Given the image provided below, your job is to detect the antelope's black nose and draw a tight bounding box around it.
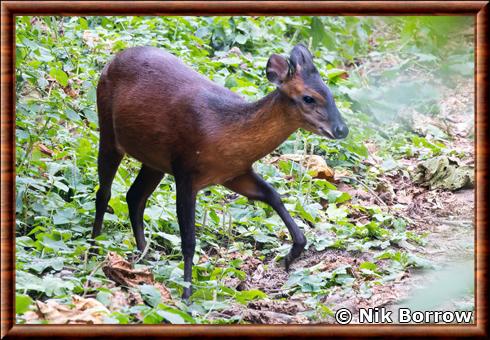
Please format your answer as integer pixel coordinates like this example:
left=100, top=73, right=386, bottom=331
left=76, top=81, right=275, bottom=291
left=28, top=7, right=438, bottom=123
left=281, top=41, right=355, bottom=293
left=334, top=124, right=349, bottom=139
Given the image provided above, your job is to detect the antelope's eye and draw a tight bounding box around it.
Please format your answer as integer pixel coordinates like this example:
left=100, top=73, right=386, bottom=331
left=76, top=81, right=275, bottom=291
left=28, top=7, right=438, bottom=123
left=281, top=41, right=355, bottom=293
left=303, top=96, right=315, bottom=104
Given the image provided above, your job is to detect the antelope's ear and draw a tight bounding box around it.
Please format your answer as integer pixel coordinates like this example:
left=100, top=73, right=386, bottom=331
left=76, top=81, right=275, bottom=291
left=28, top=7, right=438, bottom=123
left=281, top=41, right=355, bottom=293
left=290, top=44, right=315, bottom=71
left=266, top=54, right=291, bottom=86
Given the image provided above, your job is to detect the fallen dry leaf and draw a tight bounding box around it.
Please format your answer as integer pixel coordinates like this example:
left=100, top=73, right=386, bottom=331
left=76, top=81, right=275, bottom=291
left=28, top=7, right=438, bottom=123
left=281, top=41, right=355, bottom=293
left=251, top=264, right=265, bottom=281
left=358, top=284, right=401, bottom=310
left=395, top=189, right=413, bottom=205
left=410, top=112, right=450, bottom=137
left=24, top=296, right=110, bottom=324
left=102, top=252, right=171, bottom=301
left=63, top=85, right=78, bottom=98
left=35, top=142, right=54, bottom=157
left=102, top=252, right=152, bottom=287
left=270, top=154, right=335, bottom=181
left=333, top=169, right=354, bottom=183
left=127, top=289, right=146, bottom=306
left=109, top=289, right=132, bottom=310
left=335, top=182, right=371, bottom=204
left=412, top=156, right=474, bottom=191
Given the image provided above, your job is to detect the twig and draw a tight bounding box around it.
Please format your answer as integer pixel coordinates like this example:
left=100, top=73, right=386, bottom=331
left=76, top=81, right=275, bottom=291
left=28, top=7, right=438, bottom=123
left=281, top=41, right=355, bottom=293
left=82, top=258, right=108, bottom=297
left=339, top=175, right=388, bottom=208
left=83, top=248, right=89, bottom=272
left=302, top=142, right=316, bottom=206
left=290, top=28, right=300, bottom=45
left=267, top=287, right=295, bottom=298
left=201, top=207, right=208, bottom=229
left=228, top=211, right=234, bottom=245
left=296, top=134, right=312, bottom=206
left=133, top=241, right=152, bottom=265
left=133, top=225, right=154, bottom=264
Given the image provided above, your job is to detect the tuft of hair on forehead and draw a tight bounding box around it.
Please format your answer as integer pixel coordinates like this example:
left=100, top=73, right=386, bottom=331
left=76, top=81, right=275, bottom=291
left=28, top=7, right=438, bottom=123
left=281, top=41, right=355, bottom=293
left=289, top=44, right=316, bottom=74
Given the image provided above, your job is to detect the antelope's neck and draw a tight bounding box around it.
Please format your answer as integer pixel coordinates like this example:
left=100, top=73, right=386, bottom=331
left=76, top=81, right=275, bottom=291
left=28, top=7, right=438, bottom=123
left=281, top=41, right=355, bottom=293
left=193, top=90, right=300, bottom=189
left=221, top=90, right=300, bottom=162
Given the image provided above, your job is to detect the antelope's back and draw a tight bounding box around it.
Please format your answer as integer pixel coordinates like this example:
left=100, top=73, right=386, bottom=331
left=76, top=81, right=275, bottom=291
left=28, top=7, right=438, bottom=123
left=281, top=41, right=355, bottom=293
left=97, top=46, right=213, bottom=172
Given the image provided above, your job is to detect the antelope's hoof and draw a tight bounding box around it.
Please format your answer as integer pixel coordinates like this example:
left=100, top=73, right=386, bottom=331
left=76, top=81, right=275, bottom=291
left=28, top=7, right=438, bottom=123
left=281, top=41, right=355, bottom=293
left=281, top=255, right=292, bottom=272
left=182, top=287, right=192, bottom=303
left=87, top=241, right=101, bottom=258
left=281, top=241, right=306, bottom=272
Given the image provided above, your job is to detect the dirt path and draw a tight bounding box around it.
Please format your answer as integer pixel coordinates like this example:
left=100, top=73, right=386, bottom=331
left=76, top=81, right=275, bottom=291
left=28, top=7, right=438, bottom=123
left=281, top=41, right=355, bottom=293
left=354, top=78, right=475, bottom=322
left=386, top=188, right=474, bottom=318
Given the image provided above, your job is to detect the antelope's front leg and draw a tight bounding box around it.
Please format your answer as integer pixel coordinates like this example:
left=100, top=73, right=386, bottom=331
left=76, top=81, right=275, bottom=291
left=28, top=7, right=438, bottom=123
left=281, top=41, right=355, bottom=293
left=224, top=170, right=306, bottom=271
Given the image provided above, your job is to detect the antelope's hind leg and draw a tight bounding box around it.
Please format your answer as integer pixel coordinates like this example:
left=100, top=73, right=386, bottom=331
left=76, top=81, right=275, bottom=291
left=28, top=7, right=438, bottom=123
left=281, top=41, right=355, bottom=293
left=126, top=164, right=165, bottom=252
left=93, top=148, right=123, bottom=241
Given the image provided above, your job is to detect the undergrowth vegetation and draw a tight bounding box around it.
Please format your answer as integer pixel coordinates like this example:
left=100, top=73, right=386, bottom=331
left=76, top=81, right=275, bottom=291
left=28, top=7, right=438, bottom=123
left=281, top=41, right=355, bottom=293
left=15, top=16, right=474, bottom=324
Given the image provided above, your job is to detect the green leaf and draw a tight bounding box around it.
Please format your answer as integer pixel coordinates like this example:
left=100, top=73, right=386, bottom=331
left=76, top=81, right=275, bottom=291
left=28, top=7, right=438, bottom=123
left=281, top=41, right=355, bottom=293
left=219, top=56, right=241, bottom=66
left=156, top=304, right=195, bottom=324
left=326, top=204, right=348, bottom=221
left=49, top=68, right=68, bottom=87
left=96, top=291, right=113, bottom=306
left=318, top=304, right=335, bottom=317
left=16, top=236, right=36, bottom=248
left=233, top=289, right=267, bottom=304
left=53, top=180, right=69, bottom=193
left=140, top=284, right=162, bottom=307
left=310, top=17, right=336, bottom=49
left=16, top=294, right=33, bottom=315
left=17, top=270, right=75, bottom=296
left=107, top=311, right=130, bottom=324
left=142, top=309, right=163, bottom=324
left=23, top=257, right=64, bottom=273
left=65, top=108, right=80, bottom=122
left=157, top=232, right=181, bottom=246
left=359, top=261, right=378, bottom=271
left=83, top=109, right=98, bottom=124
left=235, top=34, right=247, bottom=44
left=41, top=235, right=67, bottom=252
left=156, top=309, right=185, bottom=324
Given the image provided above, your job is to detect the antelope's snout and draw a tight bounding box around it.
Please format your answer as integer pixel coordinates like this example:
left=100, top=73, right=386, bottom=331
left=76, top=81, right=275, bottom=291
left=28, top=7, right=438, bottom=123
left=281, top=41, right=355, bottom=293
left=333, top=121, right=349, bottom=139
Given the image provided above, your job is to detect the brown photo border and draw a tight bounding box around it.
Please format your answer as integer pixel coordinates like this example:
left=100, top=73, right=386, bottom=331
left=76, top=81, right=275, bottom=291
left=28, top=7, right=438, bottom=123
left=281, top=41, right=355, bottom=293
left=1, top=1, right=488, bottom=338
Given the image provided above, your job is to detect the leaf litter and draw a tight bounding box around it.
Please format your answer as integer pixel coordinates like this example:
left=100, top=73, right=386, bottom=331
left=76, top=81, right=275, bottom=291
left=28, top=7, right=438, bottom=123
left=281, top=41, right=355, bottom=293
left=23, top=252, right=174, bottom=324
left=102, top=252, right=172, bottom=300
left=24, top=296, right=110, bottom=324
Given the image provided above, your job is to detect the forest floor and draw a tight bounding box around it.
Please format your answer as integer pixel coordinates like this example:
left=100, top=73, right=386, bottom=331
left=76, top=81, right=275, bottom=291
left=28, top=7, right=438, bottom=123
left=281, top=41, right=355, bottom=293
left=20, top=78, right=474, bottom=326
